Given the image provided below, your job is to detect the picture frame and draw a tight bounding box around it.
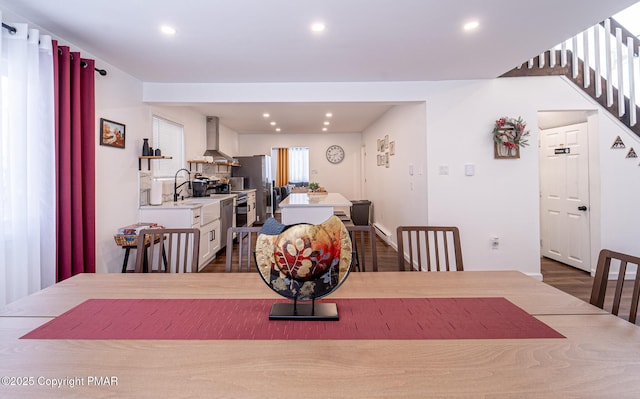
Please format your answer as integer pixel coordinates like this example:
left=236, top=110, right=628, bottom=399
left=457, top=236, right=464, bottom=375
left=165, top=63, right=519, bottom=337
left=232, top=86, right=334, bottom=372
left=384, top=134, right=389, bottom=150
left=385, top=152, right=389, bottom=168
left=100, top=118, right=126, bottom=149
left=389, top=141, right=395, bottom=156
left=377, top=139, right=383, bottom=152
left=493, top=141, right=520, bottom=159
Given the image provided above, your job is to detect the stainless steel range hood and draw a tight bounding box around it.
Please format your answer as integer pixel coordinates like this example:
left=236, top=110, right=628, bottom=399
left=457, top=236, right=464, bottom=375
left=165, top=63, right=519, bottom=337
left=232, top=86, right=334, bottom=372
left=203, top=116, right=235, bottom=163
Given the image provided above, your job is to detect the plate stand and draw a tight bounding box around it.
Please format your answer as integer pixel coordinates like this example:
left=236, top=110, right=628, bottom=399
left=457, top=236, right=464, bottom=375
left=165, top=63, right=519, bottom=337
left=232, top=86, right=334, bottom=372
left=269, top=298, right=339, bottom=321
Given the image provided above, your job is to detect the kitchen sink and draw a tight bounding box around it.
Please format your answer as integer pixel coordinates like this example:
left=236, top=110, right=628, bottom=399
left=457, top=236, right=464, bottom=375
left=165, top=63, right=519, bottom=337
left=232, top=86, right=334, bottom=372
left=199, top=202, right=220, bottom=225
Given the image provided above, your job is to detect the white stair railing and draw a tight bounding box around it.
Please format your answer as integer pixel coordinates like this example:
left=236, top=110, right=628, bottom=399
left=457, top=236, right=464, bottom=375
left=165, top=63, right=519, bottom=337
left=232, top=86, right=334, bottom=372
left=521, top=18, right=639, bottom=127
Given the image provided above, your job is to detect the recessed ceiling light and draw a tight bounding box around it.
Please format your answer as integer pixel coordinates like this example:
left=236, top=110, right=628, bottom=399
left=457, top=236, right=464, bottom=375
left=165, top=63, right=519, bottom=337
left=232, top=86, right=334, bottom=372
left=270, top=121, right=276, bottom=126
left=262, top=113, right=270, bottom=118
left=276, top=128, right=281, bottom=132
left=322, top=127, right=328, bottom=132
left=311, top=22, right=326, bottom=33
left=160, top=25, right=176, bottom=35
left=323, top=121, right=330, bottom=126
left=463, top=21, right=479, bottom=31
left=325, top=112, right=333, bottom=118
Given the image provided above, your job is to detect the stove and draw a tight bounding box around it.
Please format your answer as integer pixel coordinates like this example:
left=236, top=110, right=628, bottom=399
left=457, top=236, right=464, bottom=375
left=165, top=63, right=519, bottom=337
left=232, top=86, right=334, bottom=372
left=232, top=191, right=248, bottom=226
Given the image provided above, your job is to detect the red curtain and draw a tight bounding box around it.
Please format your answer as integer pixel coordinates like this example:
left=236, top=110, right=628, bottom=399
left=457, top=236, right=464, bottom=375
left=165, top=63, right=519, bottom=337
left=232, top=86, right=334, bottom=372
left=53, top=41, right=96, bottom=281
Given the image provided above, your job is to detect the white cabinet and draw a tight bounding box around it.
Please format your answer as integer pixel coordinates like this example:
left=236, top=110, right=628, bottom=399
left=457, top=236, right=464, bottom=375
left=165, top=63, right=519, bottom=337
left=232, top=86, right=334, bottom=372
left=139, top=207, right=200, bottom=231
left=199, top=218, right=221, bottom=266
left=138, top=206, right=201, bottom=271
left=139, top=200, right=223, bottom=271
left=247, top=191, right=257, bottom=226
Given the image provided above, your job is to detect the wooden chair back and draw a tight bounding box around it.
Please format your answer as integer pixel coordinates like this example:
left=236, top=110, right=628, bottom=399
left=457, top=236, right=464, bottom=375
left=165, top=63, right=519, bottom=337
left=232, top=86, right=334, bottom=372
left=346, top=224, right=378, bottom=272
left=396, top=226, right=463, bottom=272
left=590, top=249, right=640, bottom=324
left=225, top=226, right=263, bottom=272
left=135, top=228, right=200, bottom=273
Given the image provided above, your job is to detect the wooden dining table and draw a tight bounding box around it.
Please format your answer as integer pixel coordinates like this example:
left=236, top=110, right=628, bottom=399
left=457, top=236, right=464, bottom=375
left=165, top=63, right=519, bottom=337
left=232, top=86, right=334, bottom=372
left=1, top=271, right=640, bottom=398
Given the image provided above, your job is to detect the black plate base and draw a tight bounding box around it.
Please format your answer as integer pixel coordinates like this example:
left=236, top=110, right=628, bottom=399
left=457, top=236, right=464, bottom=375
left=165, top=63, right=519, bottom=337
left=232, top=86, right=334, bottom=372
left=269, top=302, right=339, bottom=321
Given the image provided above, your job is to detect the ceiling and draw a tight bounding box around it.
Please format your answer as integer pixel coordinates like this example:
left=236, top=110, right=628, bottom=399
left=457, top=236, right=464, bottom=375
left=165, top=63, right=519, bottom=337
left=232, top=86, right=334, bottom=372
left=1, top=0, right=636, bottom=134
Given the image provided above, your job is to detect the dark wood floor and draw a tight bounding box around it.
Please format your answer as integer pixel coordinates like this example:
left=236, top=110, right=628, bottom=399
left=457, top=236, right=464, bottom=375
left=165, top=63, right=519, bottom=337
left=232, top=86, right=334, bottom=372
left=202, top=228, right=640, bottom=325
left=202, top=234, right=595, bottom=303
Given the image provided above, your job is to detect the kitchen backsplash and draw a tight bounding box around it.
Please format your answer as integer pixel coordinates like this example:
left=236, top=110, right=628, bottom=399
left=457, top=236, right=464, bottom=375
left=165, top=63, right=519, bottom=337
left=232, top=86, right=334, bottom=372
left=139, top=164, right=232, bottom=207
left=200, top=163, right=232, bottom=180
left=139, top=171, right=151, bottom=206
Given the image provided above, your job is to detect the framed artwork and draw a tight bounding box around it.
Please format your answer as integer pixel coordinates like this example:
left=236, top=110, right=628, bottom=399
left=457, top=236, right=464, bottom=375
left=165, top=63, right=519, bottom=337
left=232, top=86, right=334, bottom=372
left=384, top=134, right=389, bottom=149
left=385, top=152, right=389, bottom=168
left=100, top=118, right=125, bottom=149
left=389, top=141, right=395, bottom=155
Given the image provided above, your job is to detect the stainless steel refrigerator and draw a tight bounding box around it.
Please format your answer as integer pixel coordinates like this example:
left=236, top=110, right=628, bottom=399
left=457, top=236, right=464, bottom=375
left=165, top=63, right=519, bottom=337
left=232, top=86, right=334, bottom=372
left=232, top=155, right=272, bottom=224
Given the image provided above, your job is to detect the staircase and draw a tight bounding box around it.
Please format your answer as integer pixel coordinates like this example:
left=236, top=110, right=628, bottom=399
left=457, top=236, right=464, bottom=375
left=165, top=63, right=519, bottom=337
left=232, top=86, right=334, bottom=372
left=501, top=18, right=640, bottom=139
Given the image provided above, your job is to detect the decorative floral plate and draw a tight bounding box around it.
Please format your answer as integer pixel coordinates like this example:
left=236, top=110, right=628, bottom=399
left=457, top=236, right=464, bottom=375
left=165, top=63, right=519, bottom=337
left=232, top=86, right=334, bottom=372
left=255, top=215, right=352, bottom=301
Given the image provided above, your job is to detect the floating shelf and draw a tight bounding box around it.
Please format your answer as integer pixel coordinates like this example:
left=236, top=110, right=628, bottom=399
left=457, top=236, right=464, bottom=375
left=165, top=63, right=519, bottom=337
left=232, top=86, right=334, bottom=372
left=138, top=155, right=172, bottom=170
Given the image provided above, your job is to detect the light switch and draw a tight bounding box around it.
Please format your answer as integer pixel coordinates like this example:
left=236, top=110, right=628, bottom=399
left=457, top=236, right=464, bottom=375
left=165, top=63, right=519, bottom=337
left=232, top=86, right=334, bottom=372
left=464, top=163, right=475, bottom=176
left=438, top=165, right=449, bottom=175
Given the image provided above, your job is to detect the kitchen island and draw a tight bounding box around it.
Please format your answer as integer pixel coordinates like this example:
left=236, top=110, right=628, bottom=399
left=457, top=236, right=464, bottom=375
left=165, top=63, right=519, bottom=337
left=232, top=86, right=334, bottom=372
left=279, top=192, right=352, bottom=225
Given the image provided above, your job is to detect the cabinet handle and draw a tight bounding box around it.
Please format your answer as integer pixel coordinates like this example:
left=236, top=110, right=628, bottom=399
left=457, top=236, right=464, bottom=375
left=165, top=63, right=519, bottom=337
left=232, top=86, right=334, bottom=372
left=210, top=230, right=215, bottom=241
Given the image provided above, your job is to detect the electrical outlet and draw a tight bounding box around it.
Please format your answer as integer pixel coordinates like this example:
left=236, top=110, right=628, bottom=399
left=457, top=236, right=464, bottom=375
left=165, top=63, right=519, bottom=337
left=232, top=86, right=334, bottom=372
left=491, top=236, right=499, bottom=250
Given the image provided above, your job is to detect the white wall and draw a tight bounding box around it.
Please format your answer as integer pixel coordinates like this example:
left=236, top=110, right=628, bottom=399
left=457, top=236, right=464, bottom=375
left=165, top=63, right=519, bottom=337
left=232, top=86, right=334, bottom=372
left=6, top=6, right=638, bottom=277
left=237, top=132, right=363, bottom=200
left=424, top=79, right=542, bottom=274
left=92, top=75, right=640, bottom=277
left=94, top=65, right=148, bottom=273
left=96, top=82, right=212, bottom=272
left=362, top=103, right=428, bottom=236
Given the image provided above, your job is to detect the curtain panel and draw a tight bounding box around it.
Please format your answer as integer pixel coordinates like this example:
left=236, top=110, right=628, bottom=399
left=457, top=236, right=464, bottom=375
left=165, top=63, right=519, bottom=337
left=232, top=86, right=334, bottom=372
left=0, top=19, right=55, bottom=306
left=53, top=41, right=96, bottom=281
left=276, top=147, right=288, bottom=186
left=288, top=147, right=309, bottom=184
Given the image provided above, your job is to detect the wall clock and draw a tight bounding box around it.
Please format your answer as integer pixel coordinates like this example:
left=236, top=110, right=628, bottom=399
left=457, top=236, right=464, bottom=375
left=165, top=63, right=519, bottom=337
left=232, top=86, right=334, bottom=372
left=326, top=145, right=345, bottom=164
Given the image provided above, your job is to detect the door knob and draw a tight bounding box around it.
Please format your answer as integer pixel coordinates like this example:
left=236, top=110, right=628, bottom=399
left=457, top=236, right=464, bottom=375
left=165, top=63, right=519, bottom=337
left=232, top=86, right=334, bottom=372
left=578, top=206, right=588, bottom=211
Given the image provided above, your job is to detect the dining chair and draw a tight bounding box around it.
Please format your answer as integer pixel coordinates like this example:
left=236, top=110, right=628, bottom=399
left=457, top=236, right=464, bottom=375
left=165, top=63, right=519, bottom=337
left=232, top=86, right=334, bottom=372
left=346, top=224, right=378, bottom=272
left=590, top=249, right=640, bottom=324
left=396, top=226, right=463, bottom=272
left=225, top=226, right=263, bottom=272
left=135, top=228, right=200, bottom=273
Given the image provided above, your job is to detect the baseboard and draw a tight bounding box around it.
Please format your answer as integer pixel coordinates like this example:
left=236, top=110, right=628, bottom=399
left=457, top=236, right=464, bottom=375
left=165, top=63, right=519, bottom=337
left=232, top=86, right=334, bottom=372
left=373, top=223, right=392, bottom=244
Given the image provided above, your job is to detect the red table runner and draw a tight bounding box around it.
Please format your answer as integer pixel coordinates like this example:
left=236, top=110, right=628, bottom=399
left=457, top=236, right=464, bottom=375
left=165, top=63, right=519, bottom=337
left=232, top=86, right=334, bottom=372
left=21, top=298, right=564, bottom=340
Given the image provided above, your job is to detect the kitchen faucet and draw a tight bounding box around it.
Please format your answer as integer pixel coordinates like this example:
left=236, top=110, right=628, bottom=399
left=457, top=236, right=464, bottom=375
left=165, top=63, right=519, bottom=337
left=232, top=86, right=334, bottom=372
left=173, top=168, right=191, bottom=202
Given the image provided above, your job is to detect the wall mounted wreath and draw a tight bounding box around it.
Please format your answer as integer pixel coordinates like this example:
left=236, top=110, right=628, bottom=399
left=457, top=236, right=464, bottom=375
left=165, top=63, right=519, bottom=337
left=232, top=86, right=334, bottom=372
left=492, top=116, right=530, bottom=158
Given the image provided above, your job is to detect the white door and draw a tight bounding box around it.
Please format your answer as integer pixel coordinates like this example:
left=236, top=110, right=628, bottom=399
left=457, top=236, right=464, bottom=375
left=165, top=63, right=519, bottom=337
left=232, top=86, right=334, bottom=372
left=539, top=122, right=590, bottom=271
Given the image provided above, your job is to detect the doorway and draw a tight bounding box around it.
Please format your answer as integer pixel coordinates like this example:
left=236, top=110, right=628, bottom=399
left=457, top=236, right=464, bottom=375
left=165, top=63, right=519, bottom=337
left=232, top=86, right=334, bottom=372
left=538, top=111, right=593, bottom=272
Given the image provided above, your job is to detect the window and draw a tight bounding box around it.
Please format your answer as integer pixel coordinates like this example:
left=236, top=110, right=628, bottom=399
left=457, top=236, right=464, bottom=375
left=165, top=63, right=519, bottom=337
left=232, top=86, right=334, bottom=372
left=271, top=147, right=310, bottom=186
left=152, top=116, right=184, bottom=178
left=288, top=147, right=309, bottom=184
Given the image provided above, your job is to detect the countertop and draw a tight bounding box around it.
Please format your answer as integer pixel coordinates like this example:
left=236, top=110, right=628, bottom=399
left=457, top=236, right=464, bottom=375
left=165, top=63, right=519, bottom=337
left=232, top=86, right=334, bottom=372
left=140, top=194, right=237, bottom=210
left=279, top=192, right=352, bottom=207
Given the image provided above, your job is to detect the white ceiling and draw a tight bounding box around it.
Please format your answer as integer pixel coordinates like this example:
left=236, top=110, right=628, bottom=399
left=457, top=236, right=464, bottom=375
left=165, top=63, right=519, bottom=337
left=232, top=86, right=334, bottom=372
left=1, top=0, right=636, bottom=133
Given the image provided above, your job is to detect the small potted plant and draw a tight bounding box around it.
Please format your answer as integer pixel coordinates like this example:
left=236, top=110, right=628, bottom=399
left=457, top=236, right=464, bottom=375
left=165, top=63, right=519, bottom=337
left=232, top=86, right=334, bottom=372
left=308, top=182, right=320, bottom=192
